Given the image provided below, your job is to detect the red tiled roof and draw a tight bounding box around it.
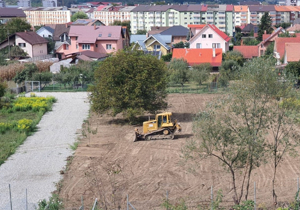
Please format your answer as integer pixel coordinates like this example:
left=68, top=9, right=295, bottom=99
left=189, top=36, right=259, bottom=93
left=97, top=5, right=107, bottom=11
left=275, top=36, right=300, bottom=58
left=226, top=5, right=234, bottom=11
left=285, top=43, right=300, bottom=62
left=172, top=48, right=222, bottom=67
left=233, top=46, right=258, bottom=59
left=263, top=34, right=271, bottom=40
left=208, top=24, right=230, bottom=42
left=188, top=24, right=206, bottom=29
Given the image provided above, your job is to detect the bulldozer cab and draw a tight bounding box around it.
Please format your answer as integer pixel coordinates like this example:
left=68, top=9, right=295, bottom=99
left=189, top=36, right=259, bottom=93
left=143, top=112, right=173, bottom=134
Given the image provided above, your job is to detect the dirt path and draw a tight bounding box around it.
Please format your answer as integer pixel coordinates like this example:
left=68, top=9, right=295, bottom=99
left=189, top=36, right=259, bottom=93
left=0, top=92, right=90, bottom=210
left=59, top=93, right=300, bottom=209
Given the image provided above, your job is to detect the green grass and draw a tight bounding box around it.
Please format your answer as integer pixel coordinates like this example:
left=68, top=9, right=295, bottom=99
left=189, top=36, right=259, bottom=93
left=167, top=82, right=228, bottom=94
left=38, top=83, right=90, bottom=92
left=0, top=110, right=39, bottom=122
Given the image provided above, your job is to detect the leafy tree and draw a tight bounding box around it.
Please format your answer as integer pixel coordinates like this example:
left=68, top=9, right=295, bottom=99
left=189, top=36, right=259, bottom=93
left=285, top=61, right=300, bottom=84
left=71, top=11, right=88, bottom=22
left=242, top=38, right=260, bottom=46
left=265, top=42, right=274, bottom=56
left=46, top=38, right=55, bottom=54
left=31, top=71, right=53, bottom=90
left=278, top=31, right=296, bottom=37
left=111, top=20, right=131, bottom=34
left=13, top=63, right=38, bottom=84
left=0, top=81, right=6, bottom=98
left=127, top=3, right=134, bottom=6
left=90, top=50, right=168, bottom=121
left=191, top=63, right=211, bottom=85
left=219, top=60, right=240, bottom=80
left=161, top=53, right=172, bottom=62
left=275, top=22, right=291, bottom=29
left=182, top=57, right=299, bottom=204
left=9, top=46, right=28, bottom=58
left=257, top=12, right=273, bottom=41
left=136, top=29, right=147, bottom=35
left=154, top=1, right=166, bottom=5
left=173, top=41, right=189, bottom=48
left=0, top=18, right=32, bottom=42
left=223, top=51, right=244, bottom=66
left=168, top=58, right=189, bottom=87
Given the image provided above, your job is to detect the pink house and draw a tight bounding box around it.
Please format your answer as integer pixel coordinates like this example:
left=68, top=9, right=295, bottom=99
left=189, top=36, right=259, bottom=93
left=188, top=24, right=230, bottom=53
left=56, top=25, right=124, bottom=59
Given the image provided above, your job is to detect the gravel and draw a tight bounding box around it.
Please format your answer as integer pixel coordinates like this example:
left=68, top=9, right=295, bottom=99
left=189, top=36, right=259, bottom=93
left=0, top=92, right=90, bottom=210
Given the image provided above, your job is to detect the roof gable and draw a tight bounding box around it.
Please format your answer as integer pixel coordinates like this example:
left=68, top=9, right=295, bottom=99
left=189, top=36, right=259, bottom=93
left=189, top=24, right=230, bottom=43
left=160, top=25, right=189, bottom=37
left=275, top=36, right=300, bottom=58
left=233, top=46, right=258, bottom=58
left=172, top=48, right=222, bottom=66
left=144, top=34, right=171, bottom=50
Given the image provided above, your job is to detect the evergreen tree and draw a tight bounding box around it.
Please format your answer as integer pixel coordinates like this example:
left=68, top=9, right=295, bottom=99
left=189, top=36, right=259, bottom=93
left=257, top=12, right=273, bottom=41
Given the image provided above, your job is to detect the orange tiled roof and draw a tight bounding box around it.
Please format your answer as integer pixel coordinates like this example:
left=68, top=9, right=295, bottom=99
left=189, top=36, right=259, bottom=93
left=172, top=48, right=222, bottom=67
left=275, top=36, right=300, bottom=58
left=188, top=24, right=206, bottom=29
left=189, top=24, right=230, bottom=42
left=263, top=34, right=271, bottom=40
left=233, top=46, right=258, bottom=59
left=234, top=5, right=248, bottom=12
left=285, top=43, right=300, bottom=62
left=274, top=6, right=290, bottom=12
left=287, top=24, right=300, bottom=32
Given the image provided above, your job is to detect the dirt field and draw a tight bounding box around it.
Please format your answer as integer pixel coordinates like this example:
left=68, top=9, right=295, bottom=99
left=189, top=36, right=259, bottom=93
left=59, top=94, right=300, bottom=209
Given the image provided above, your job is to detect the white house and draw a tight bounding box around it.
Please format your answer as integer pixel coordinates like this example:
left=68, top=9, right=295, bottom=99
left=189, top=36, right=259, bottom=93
left=188, top=24, right=230, bottom=53
left=36, top=26, right=54, bottom=39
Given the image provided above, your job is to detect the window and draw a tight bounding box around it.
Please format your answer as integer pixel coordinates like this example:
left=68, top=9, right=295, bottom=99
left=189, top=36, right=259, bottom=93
left=196, top=43, right=202, bottom=48
left=66, top=45, right=69, bottom=50
left=106, top=44, right=112, bottom=49
left=96, top=44, right=98, bottom=48
left=18, top=43, right=26, bottom=47
left=108, top=33, right=112, bottom=37
left=82, top=44, right=90, bottom=50
left=76, top=44, right=78, bottom=49
left=98, top=34, right=102, bottom=37
left=212, top=43, right=221, bottom=48
left=209, top=34, right=213, bottom=38
left=154, top=45, right=161, bottom=50
left=76, top=37, right=78, bottom=40
left=202, top=34, right=206, bottom=38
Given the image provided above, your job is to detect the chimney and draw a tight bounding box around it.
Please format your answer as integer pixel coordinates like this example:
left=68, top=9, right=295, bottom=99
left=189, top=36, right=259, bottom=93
left=65, top=23, right=68, bottom=28
left=213, top=48, right=215, bottom=57
left=241, top=39, right=243, bottom=45
left=264, top=30, right=266, bottom=34
left=94, top=24, right=96, bottom=30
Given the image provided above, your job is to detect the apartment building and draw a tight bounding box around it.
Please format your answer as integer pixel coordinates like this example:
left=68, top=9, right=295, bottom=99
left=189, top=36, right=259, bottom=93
left=92, top=5, right=135, bottom=26
left=234, top=5, right=249, bottom=26
left=248, top=5, right=276, bottom=25
left=22, top=7, right=71, bottom=26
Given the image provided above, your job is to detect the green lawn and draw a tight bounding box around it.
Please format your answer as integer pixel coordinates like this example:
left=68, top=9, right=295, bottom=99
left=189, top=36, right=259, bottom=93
left=0, top=110, right=38, bottom=123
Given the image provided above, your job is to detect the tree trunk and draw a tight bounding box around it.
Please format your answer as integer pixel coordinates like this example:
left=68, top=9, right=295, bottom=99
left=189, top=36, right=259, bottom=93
left=272, top=160, right=278, bottom=206
left=230, top=167, right=239, bottom=204
left=245, top=158, right=253, bottom=201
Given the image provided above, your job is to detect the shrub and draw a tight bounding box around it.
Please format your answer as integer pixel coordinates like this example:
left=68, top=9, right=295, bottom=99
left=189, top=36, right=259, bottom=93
left=17, top=119, right=33, bottom=133
left=0, top=122, right=14, bottom=134
left=0, top=62, right=25, bottom=81
left=13, top=96, right=56, bottom=112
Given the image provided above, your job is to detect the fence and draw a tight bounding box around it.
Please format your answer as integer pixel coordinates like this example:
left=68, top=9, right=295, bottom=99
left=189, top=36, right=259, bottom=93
left=4, top=179, right=300, bottom=210
left=24, top=81, right=91, bottom=93
left=167, top=82, right=228, bottom=94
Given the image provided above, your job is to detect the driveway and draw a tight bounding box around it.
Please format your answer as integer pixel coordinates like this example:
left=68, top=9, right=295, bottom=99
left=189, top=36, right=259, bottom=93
left=0, top=92, right=90, bottom=210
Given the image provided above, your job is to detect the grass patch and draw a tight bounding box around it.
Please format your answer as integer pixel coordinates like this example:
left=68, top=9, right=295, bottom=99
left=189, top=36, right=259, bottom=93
left=69, top=141, right=79, bottom=150
left=167, top=82, right=228, bottom=94
left=0, top=94, right=56, bottom=165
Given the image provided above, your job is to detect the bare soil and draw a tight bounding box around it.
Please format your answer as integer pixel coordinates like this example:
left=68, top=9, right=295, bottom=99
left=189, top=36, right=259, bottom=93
left=59, top=94, right=300, bottom=209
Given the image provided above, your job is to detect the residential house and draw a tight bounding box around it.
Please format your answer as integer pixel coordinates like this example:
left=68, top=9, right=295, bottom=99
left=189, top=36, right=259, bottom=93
left=286, top=23, right=300, bottom=33
left=274, top=36, right=300, bottom=59
left=53, top=24, right=70, bottom=42
left=172, top=48, right=222, bottom=68
left=130, top=34, right=147, bottom=50
left=233, top=46, right=259, bottom=59
left=22, top=7, right=71, bottom=27
left=0, top=8, right=26, bottom=24
left=258, top=27, right=285, bottom=56
left=72, top=19, right=105, bottom=26
left=188, top=24, right=230, bottom=53
left=143, top=34, right=172, bottom=55
left=284, top=43, right=300, bottom=64
left=241, top=23, right=258, bottom=35
left=16, top=32, right=48, bottom=58
left=160, top=25, right=189, bottom=44
left=55, top=25, right=125, bottom=58
left=36, top=26, right=55, bottom=39
left=234, top=6, right=249, bottom=26
left=148, top=27, right=170, bottom=36
left=122, top=26, right=130, bottom=48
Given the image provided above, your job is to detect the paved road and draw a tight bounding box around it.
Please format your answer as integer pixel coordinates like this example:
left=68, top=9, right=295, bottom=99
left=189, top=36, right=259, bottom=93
left=0, top=92, right=90, bottom=210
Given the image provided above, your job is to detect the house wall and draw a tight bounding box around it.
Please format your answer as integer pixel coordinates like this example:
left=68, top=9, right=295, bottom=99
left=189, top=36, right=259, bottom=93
left=189, top=27, right=227, bottom=52
left=146, top=40, right=169, bottom=55
left=32, top=43, right=48, bottom=57
left=15, top=35, right=33, bottom=57
left=36, top=28, right=53, bottom=38
left=172, top=36, right=187, bottom=44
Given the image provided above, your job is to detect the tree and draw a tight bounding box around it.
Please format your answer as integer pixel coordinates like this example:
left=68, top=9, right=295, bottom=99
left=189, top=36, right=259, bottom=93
left=71, top=11, right=88, bottom=22
left=161, top=53, right=172, bottom=62
left=278, top=31, right=296, bottom=37
left=182, top=57, right=299, bottom=205
left=257, top=12, right=273, bottom=41
left=136, top=29, right=147, bottom=35
left=111, top=20, right=131, bottom=34
left=0, top=18, right=31, bottom=42
left=220, top=60, right=240, bottom=80
left=223, top=51, right=245, bottom=66
left=191, top=63, right=211, bottom=85
left=168, top=58, right=189, bottom=87
left=285, top=60, right=300, bottom=85
left=9, top=46, right=28, bottom=58
left=90, top=50, right=168, bottom=121
left=31, top=71, right=53, bottom=90
left=0, top=81, right=6, bottom=98
left=13, top=63, right=38, bottom=84
left=45, top=37, right=55, bottom=54
left=265, top=42, right=274, bottom=57
left=242, top=38, right=260, bottom=46
left=173, top=41, right=189, bottom=48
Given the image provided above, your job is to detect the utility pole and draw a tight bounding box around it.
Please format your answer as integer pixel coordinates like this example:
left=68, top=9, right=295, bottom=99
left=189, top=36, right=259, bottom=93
left=7, top=29, right=10, bottom=59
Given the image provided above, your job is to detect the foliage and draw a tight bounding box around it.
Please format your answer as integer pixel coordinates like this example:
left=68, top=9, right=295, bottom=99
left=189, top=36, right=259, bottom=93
left=46, top=37, right=55, bottom=54
left=17, top=118, right=33, bottom=133
left=233, top=200, right=255, bottom=210
left=111, top=20, right=131, bottom=34
left=136, top=29, right=147, bottom=35
left=219, top=60, right=240, bottom=80
left=191, top=63, right=211, bottom=85
left=265, top=42, right=275, bottom=57
left=37, top=194, right=63, bottom=210
left=0, top=62, right=24, bottom=81
left=161, top=53, right=172, bottom=62
left=285, top=60, right=300, bottom=82
left=223, top=51, right=245, bottom=66
left=36, top=61, right=53, bottom=73
left=173, top=41, right=190, bottom=48
left=161, top=198, right=188, bottom=210
left=275, top=22, right=291, bottom=29
left=168, top=58, right=189, bottom=87
left=13, top=63, right=38, bottom=84
left=12, top=95, right=56, bottom=112
left=278, top=31, right=296, bottom=37
left=90, top=50, right=168, bottom=121
left=9, top=46, right=28, bottom=58
left=71, top=11, right=88, bottom=22
left=182, top=57, right=299, bottom=205
left=257, top=12, right=273, bottom=41
left=0, top=18, right=31, bottom=43
left=31, top=71, right=53, bottom=83
left=0, top=81, right=6, bottom=98
left=242, top=38, right=260, bottom=46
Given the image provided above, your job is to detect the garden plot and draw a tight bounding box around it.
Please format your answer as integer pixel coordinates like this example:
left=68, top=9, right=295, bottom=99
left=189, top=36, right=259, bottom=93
left=0, top=92, right=90, bottom=210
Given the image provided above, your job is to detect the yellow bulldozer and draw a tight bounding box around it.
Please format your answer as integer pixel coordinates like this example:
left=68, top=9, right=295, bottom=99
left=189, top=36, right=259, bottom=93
left=134, top=112, right=182, bottom=141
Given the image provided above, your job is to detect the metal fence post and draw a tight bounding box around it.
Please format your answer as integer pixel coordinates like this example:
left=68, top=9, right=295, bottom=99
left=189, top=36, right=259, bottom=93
left=166, top=190, right=169, bottom=210
left=81, top=195, right=84, bottom=210
left=9, top=184, right=12, bottom=210
left=92, top=198, right=97, bottom=210
left=211, top=186, right=213, bottom=210
left=127, top=194, right=129, bottom=210
left=298, top=177, right=299, bottom=201
left=25, top=188, right=28, bottom=210
left=254, top=182, right=256, bottom=210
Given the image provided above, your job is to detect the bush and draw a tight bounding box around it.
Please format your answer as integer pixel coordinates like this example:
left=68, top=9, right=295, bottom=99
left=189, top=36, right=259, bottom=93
left=17, top=119, right=33, bottom=133
left=0, top=122, right=14, bottom=134
left=12, top=96, right=56, bottom=112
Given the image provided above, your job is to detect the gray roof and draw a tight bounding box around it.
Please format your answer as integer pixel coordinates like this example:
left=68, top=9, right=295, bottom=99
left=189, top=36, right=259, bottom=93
left=248, top=5, right=275, bottom=12
left=131, top=4, right=201, bottom=12
left=43, top=26, right=55, bottom=34
left=0, top=8, right=26, bottom=17
left=160, top=25, right=189, bottom=37
left=144, top=34, right=171, bottom=50
left=130, top=35, right=146, bottom=43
